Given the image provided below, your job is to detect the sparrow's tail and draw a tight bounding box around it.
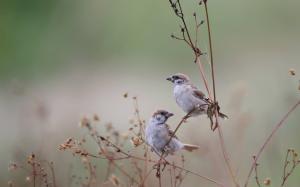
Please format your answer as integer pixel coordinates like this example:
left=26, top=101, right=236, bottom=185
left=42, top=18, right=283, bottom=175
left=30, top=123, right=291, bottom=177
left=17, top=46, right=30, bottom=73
left=183, top=144, right=199, bottom=152
left=219, top=112, right=228, bottom=119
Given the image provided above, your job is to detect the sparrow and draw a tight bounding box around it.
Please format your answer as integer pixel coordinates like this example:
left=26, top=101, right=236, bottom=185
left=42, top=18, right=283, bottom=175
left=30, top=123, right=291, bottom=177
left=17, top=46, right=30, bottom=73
left=166, top=73, right=227, bottom=119
left=145, top=109, right=199, bottom=155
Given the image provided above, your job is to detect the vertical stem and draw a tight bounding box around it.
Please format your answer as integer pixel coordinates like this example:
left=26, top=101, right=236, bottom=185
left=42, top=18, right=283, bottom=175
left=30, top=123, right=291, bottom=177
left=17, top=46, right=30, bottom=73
left=49, top=162, right=57, bottom=187
left=195, top=57, right=212, bottom=98
left=216, top=113, right=239, bottom=187
left=158, top=172, right=162, bottom=187
left=204, top=1, right=216, bottom=101
left=33, top=164, right=36, bottom=187
left=203, top=1, right=238, bottom=186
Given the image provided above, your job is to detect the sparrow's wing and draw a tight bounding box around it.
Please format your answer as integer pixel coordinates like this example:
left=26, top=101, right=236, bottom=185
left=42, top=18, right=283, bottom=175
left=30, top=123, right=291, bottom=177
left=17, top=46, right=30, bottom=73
left=191, top=86, right=211, bottom=103
left=165, top=124, right=178, bottom=139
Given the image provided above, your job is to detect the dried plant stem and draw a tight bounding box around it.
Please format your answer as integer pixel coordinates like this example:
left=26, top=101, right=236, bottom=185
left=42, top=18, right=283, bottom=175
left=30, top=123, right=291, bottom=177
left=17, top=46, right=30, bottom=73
left=158, top=174, right=162, bottom=187
left=195, top=57, right=212, bottom=98
left=47, top=162, right=57, bottom=187
left=168, top=162, right=225, bottom=187
left=244, top=99, right=300, bottom=187
left=201, top=2, right=238, bottom=185
left=88, top=135, right=223, bottom=186
left=280, top=149, right=300, bottom=187
left=216, top=116, right=239, bottom=187
left=32, top=163, right=36, bottom=187
left=203, top=1, right=216, bottom=101
left=253, top=158, right=261, bottom=187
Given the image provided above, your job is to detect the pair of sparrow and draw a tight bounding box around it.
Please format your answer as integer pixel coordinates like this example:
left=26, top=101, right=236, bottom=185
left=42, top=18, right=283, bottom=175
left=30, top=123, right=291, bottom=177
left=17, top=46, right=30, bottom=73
left=145, top=73, right=226, bottom=156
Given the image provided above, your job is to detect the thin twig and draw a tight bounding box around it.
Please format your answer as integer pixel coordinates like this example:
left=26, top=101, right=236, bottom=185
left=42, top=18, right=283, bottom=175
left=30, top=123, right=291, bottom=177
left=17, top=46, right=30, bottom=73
left=280, top=149, right=300, bottom=186
left=253, top=157, right=261, bottom=187
left=202, top=1, right=239, bottom=185
left=203, top=1, right=216, bottom=101
left=244, top=100, right=300, bottom=187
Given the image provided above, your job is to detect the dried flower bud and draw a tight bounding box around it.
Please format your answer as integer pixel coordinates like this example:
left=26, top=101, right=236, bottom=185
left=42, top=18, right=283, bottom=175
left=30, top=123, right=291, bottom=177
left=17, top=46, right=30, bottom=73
left=81, top=157, right=88, bottom=163
left=8, top=163, right=18, bottom=171
left=123, top=92, right=128, bottom=98
left=27, top=154, right=35, bottom=164
left=121, top=132, right=129, bottom=140
left=80, top=116, right=90, bottom=128
left=25, top=176, right=31, bottom=182
left=93, top=114, right=100, bottom=121
left=106, top=123, right=113, bottom=131
left=289, top=69, right=296, bottom=76
left=131, top=137, right=143, bottom=147
left=294, top=152, right=298, bottom=157
left=263, top=178, right=271, bottom=186
left=112, top=131, right=119, bottom=137
left=109, top=174, right=120, bottom=186
left=8, top=180, right=13, bottom=187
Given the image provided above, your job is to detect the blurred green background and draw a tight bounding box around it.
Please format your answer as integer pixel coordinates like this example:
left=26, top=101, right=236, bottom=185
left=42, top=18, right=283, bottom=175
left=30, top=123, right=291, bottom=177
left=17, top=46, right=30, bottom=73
left=1, top=0, right=300, bottom=186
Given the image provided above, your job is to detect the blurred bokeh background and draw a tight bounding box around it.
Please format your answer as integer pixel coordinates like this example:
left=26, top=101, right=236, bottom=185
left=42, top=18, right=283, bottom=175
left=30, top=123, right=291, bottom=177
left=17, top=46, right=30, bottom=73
left=1, top=0, right=300, bottom=186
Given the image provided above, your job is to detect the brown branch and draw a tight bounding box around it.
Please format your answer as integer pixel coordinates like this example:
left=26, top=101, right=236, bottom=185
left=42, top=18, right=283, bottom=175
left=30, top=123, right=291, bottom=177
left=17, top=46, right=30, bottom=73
left=253, top=157, right=261, bottom=187
left=202, top=1, right=239, bottom=185
left=203, top=1, right=216, bottom=102
left=46, top=161, right=57, bottom=187
left=169, top=1, right=237, bottom=186
left=280, top=149, right=300, bottom=186
left=87, top=131, right=224, bottom=186
left=244, top=100, right=300, bottom=187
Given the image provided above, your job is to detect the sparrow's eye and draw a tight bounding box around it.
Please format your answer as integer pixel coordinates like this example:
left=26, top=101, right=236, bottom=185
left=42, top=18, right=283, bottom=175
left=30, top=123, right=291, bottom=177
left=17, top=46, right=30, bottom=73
left=172, top=76, right=179, bottom=80
left=161, top=112, right=167, bottom=116
left=156, top=114, right=163, bottom=121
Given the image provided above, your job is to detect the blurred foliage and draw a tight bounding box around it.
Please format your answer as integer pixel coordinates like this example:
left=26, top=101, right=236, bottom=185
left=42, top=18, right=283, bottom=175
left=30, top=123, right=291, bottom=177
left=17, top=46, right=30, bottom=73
left=1, top=0, right=300, bottom=186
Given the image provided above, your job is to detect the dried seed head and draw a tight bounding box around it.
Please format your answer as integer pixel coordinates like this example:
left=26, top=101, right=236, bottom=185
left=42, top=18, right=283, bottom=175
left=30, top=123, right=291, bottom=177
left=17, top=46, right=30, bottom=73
left=93, top=114, right=100, bottom=121
left=81, top=157, right=88, bottom=163
left=294, top=152, right=298, bottom=157
left=123, top=92, right=128, bottom=98
left=8, top=163, right=18, bottom=171
left=112, top=131, right=119, bottom=137
left=289, top=68, right=296, bottom=76
left=8, top=180, right=13, bottom=187
left=109, top=174, right=120, bottom=186
left=80, top=116, right=90, bottom=128
left=106, top=123, right=113, bottom=131
left=25, top=176, right=31, bottom=182
left=131, top=137, right=143, bottom=147
left=121, top=132, right=129, bottom=140
left=27, top=154, right=35, bottom=164
left=263, top=178, right=271, bottom=186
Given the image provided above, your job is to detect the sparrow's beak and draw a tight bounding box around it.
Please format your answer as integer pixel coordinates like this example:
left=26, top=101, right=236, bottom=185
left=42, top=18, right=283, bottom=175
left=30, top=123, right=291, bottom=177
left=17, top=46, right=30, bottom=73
left=166, top=112, right=174, bottom=118
left=166, top=76, right=173, bottom=82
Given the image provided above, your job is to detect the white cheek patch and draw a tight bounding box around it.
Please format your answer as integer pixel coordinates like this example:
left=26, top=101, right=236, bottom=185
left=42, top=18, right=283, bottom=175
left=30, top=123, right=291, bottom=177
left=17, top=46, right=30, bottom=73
left=156, top=115, right=165, bottom=123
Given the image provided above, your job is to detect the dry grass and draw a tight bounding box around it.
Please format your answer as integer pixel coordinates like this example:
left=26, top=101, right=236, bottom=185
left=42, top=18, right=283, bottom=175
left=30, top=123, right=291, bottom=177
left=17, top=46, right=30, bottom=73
left=7, top=0, right=300, bottom=187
